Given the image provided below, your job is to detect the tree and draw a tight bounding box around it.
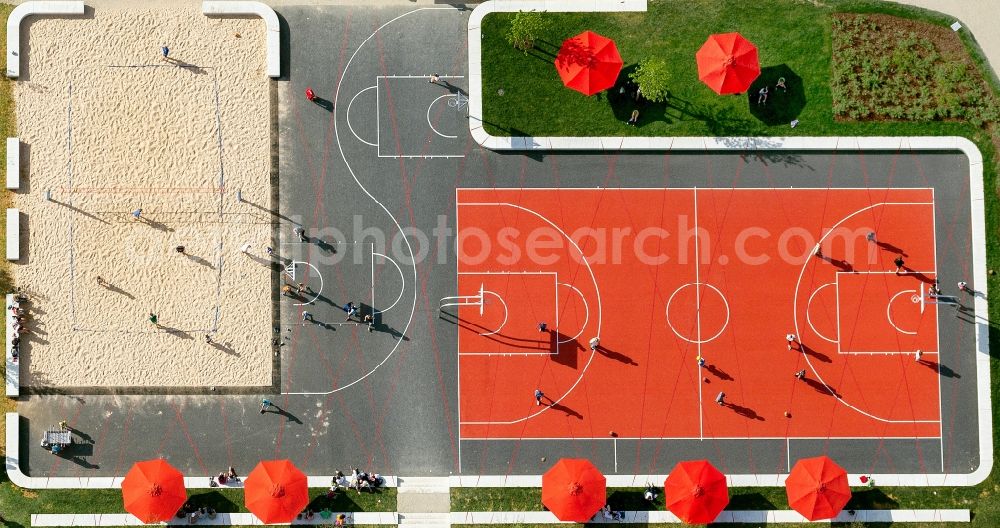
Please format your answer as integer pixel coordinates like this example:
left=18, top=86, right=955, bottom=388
left=506, top=11, right=548, bottom=52
left=629, top=58, right=670, bottom=103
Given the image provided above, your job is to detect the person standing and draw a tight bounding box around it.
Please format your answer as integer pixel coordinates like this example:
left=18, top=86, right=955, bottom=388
left=161, top=46, right=169, bottom=61
left=795, top=369, right=806, bottom=379
left=866, top=231, right=876, bottom=243
left=429, top=73, right=441, bottom=84
left=149, top=312, right=159, bottom=326
left=260, top=399, right=273, bottom=414
left=786, top=333, right=798, bottom=350
left=240, top=242, right=252, bottom=254
left=132, top=208, right=143, bottom=221
left=696, top=355, right=706, bottom=368
left=534, top=388, right=545, bottom=406
left=715, top=392, right=726, bottom=405
left=295, top=227, right=307, bottom=242
left=305, top=87, right=315, bottom=101
left=588, top=337, right=600, bottom=350
left=893, top=255, right=905, bottom=274
left=302, top=310, right=313, bottom=322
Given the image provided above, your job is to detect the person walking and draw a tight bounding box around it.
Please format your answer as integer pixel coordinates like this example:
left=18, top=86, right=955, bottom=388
left=96, top=276, right=106, bottom=286
left=240, top=242, right=252, bottom=254
left=295, top=227, right=307, bottom=242
left=429, top=73, right=441, bottom=84
left=534, top=388, right=545, bottom=406
left=958, top=281, right=969, bottom=292
left=149, top=312, right=160, bottom=326
left=715, top=392, right=726, bottom=405
left=786, top=333, right=798, bottom=350
left=915, top=350, right=923, bottom=362
left=866, top=231, right=876, bottom=243
left=795, top=369, right=806, bottom=379
left=696, top=355, right=706, bottom=368
left=161, top=46, right=169, bottom=61
left=588, top=337, right=600, bottom=350
left=893, top=255, right=905, bottom=274
left=305, top=87, right=315, bottom=101
left=538, top=322, right=547, bottom=332
left=260, top=399, right=273, bottom=414
left=266, top=246, right=274, bottom=256
left=205, top=334, right=213, bottom=344
left=302, top=310, right=313, bottom=323
left=132, top=208, right=143, bottom=221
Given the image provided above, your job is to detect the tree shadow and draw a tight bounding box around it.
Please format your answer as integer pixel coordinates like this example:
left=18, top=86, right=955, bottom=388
left=845, top=488, right=899, bottom=509
left=186, top=490, right=242, bottom=513
left=747, top=64, right=806, bottom=125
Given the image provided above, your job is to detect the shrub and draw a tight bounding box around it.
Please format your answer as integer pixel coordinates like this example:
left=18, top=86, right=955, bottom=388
left=506, top=11, right=547, bottom=52
left=628, top=58, right=670, bottom=103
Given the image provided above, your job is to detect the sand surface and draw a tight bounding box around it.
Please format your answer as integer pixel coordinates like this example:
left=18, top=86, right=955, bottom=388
left=13, top=6, right=272, bottom=387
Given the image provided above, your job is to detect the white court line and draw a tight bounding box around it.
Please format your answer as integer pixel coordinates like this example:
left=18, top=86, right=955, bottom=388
left=372, top=252, right=405, bottom=313
left=556, top=283, right=589, bottom=344
left=886, top=289, right=919, bottom=335
left=289, top=8, right=455, bottom=397
left=427, top=94, right=458, bottom=139
left=347, top=85, right=378, bottom=146
left=477, top=290, right=509, bottom=337
left=805, top=283, right=839, bottom=343
left=932, top=187, right=944, bottom=471
left=288, top=261, right=324, bottom=307
left=664, top=281, right=730, bottom=345
left=793, top=201, right=939, bottom=423
left=457, top=201, right=602, bottom=426
left=694, top=188, right=702, bottom=440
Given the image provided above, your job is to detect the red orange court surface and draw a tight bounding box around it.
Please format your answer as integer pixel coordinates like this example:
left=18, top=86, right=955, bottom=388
left=455, top=188, right=941, bottom=440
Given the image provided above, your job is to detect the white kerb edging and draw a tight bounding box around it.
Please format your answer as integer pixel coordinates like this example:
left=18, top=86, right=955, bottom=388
left=6, top=208, right=19, bottom=261
left=6, top=1, right=85, bottom=79
left=6, top=138, right=18, bottom=190
left=202, top=1, right=280, bottom=78
left=451, top=509, right=971, bottom=524
left=5, top=294, right=18, bottom=396
left=31, top=512, right=399, bottom=526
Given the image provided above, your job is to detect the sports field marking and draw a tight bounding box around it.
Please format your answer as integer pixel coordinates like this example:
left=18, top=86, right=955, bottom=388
left=456, top=200, right=602, bottom=426
left=805, top=282, right=839, bottom=343
left=477, top=290, right=508, bottom=336
left=887, top=289, right=920, bottom=335
left=556, top=283, right=589, bottom=344
left=372, top=252, right=405, bottom=314
left=284, top=260, right=324, bottom=307
left=664, top=282, right=730, bottom=345
left=793, top=200, right=940, bottom=424
left=376, top=74, right=467, bottom=159
left=347, top=85, right=378, bottom=147
left=454, top=271, right=559, bottom=356
left=427, top=94, right=458, bottom=139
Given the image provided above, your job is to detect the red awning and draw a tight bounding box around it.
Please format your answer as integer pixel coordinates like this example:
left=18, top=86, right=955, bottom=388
left=244, top=459, right=310, bottom=524
left=555, top=30, right=624, bottom=96
left=121, top=459, right=187, bottom=524
left=541, top=458, right=607, bottom=522
left=664, top=460, right=730, bottom=524
left=785, top=456, right=852, bottom=521
left=696, top=32, right=761, bottom=95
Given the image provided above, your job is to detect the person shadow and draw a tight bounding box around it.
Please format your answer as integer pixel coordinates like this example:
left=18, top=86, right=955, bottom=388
left=263, top=404, right=302, bottom=424
left=705, top=364, right=733, bottom=381
left=594, top=345, right=637, bottom=365
left=548, top=401, right=583, bottom=420
left=724, top=401, right=764, bottom=421
left=311, top=96, right=334, bottom=112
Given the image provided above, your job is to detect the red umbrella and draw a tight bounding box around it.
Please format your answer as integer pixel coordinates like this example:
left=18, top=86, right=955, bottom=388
left=541, top=458, right=606, bottom=522
left=785, top=456, right=852, bottom=521
left=695, top=32, right=761, bottom=95
left=244, top=459, right=310, bottom=524
left=664, top=460, right=729, bottom=524
left=121, top=459, right=187, bottom=523
left=554, top=30, right=623, bottom=96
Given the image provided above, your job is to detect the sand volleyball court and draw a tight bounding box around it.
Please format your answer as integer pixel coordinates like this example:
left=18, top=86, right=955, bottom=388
left=13, top=7, right=271, bottom=388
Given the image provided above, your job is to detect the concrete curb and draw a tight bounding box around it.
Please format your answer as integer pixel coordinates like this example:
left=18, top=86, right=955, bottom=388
left=31, top=512, right=399, bottom=526
left=202, top=1, right=280, bottom=78
left=451, top=509, right=971, bottom=524
left=6, top=1, right=85, bottom=79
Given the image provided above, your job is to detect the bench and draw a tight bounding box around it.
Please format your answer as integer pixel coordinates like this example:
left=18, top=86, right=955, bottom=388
left=5, top=138, right=17, bottom=190
left=6, top=209, right=18, bottom=261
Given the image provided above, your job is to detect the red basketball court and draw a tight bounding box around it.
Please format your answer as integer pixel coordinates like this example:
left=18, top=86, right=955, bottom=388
left=454, top=188, right=941, bottom=441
